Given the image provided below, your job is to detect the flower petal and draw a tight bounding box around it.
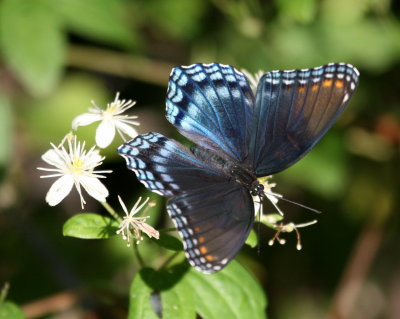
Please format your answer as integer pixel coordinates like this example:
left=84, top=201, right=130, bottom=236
left=114, top=120, right=139, bottom=139
left=85, top=152, right=104, bottom=169
left=46, top=175, right=74, bottom=206
left=72, top=113, right=103, bottom=130
left=41, top=149, right=69, bottom=170
left=78, top=175, right=109, bottom=202
left=95, top=120, right=115, bottom=148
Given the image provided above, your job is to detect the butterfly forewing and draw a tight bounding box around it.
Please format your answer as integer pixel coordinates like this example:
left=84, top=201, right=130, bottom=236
left=118, top=132, right=228, bottom=196
left=167, top=183, right=254, bottom=274
left=250, top=63, right=359, bottom=176
left=166, top=63, right=254, bottom=163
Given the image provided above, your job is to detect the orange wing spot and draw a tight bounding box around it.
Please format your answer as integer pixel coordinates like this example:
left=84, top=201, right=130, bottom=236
left=298, top=86, right=306, bottom=94
left=335, top=80, right=343, bottom=88
left=311, top=83, right=319, bottom=91
left=194, top=227, right=200, bottom=232
left=198, top=237, right=205, bottom=244
left=205, top=254, right=214, bottom=261
left=199, top=246, right=208, bottom=254
left=323, top=79, right=333, bottom=87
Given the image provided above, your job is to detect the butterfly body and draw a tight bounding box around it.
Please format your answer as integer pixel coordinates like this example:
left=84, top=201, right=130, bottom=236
left=189, top=145, right=261, bottom=193
left=118, top=62, right=359, bottom=273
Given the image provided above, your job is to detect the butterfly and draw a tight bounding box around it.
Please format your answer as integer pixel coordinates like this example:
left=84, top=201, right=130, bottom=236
left=118, top=63, right=359, bottom=274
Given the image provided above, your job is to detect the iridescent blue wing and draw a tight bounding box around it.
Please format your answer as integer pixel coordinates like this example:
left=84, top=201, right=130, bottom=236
left=166, top=63, right=254, bottom=163
left=249, top=63, right=359, bottom=176
left=167, top=183, right=254, bottom=274
left=118, top=132, right=228, bottom=196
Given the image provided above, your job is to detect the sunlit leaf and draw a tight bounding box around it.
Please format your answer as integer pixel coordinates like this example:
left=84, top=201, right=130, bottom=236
left=0, top=0, right=66, bottom=96
left=0, top=301, right=25, bottom=319
left=63, top=213, right=119, bottom=239
left=245, top=229, right=257, bottom=248
left=128, top=268, right=159, bottom=319
left=184, top=260, right=267, bottom=319
left=161, top=277, right=196, bottom=319
left=129, top=265, right=195, bottom=319
left=276, top=0, right=317, bottom=24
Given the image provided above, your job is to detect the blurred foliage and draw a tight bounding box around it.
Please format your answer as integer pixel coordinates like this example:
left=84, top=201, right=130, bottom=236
left=0, top=0, right=400, bottom=318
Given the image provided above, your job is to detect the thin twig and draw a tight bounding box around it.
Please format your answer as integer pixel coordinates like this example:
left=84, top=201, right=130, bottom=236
left=68, top=45, right=175, bottom=86
left=158, top=251, right=181, bottom=271
left=325, top=222, right=384, bottom=319
left=325, top=145, right=398, bottom=319
left=101, top=201, right=122, bottom=223
left=21, top=291, right=78, bottom=319
left=0, top=282, right=9, bottom=305
left=133, top=241, right=145, bottom=268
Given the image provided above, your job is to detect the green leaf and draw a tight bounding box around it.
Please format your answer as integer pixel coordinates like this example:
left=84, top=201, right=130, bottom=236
left=183, top=260, right=267, bottom=319
left=140, top=264, right=195, bottom=319
left=63, top=214, right=119, bottom=239
left=161, top=277, right=196, bottom=319
left=276, top=0, right=317, bottom=24
left=245, top=229, right=257, bottom=248
left=46, top=0, right=136, bottom=49
left=149, top=232, right=183, bottom=251
left=128, top=268, right=158, bottom=319
left=144, top=0, right=206, bottom=39
left=129, top=265, right=195, bottom=319
left=0, top=301, right=25, bottom=319
left=0, top=0, right=66, bottom=97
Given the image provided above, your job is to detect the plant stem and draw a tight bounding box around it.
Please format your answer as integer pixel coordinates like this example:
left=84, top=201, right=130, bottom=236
left=158, top=251, right=181, bottom=271
left=0, top=282, right=9, bottom=305
left=101, top=201, right=122, bottom=223
left=133, top=242, right=145, bottom=268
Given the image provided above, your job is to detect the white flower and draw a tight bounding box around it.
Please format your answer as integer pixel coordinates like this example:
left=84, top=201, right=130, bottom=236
left=252, top=176, right=283, bottom=217
left=117, top=196, right=159, bottom=247
left=267, top=220, right=317, bottom=250
left=38, top=134, right=112, bottom=208
left=72, top=93, right=139, bottom=148
left=242, top=69, right=264, bottom=95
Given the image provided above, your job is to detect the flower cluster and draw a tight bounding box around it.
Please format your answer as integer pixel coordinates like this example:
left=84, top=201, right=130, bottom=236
left=38, top=93, right=158, bottom=245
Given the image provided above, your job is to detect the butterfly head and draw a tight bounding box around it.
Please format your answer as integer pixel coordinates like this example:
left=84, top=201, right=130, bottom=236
left=250, top=181, right=265, bottom=197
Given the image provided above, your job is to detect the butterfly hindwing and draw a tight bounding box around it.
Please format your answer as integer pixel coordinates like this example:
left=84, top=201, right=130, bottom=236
left=118, top=132, right=228, bottom=196
left=167, top=183, right=254, bottom=273
left=249, top=63, right=359, bottom=176
left=166, top=63, right=254, bottom=163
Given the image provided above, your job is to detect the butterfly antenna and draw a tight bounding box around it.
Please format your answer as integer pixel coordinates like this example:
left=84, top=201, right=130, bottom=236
left=268, top=194, right=321, bottom=214
left=257, top=195, right=262, bottom=255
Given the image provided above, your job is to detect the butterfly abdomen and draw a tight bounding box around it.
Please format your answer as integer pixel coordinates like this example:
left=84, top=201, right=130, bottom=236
left=190, top=145, right=257, bottom=190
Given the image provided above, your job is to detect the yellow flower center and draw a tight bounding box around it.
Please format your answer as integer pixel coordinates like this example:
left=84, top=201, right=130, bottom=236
left=103, top=102, right=119, bottom=119
left=71, top=158, right=85, bottom=173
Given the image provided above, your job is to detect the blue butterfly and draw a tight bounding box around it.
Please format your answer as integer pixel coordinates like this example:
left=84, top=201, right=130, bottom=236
left=118, top=63, right=359, bottom=273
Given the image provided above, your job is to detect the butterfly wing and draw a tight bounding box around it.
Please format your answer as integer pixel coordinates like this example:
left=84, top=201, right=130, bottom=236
left=167, top=183, right=254, bottom=274
left=166, top=63, right=254, bottom=163
left=249, top=63, right=359, bottom=176
left=118, top=132, right=228, bottom=196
